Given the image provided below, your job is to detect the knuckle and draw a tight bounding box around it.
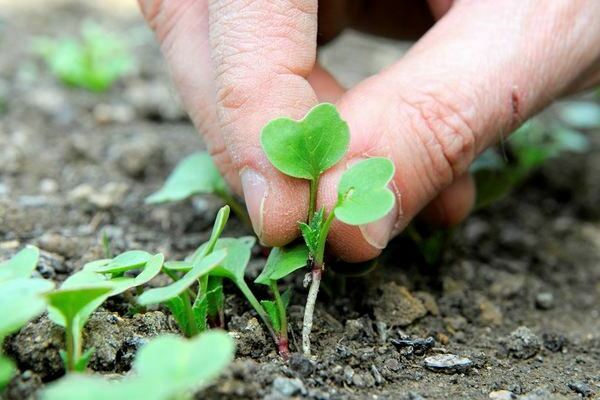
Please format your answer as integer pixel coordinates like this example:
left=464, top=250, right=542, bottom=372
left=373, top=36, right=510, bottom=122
left=404, top=89, right=477, bottom=189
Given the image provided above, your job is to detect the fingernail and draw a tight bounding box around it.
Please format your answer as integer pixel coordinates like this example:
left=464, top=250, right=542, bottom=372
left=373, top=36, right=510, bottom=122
left=359, top=200, right=398, bottom=249
left=240, top=168, right=267, bottom=238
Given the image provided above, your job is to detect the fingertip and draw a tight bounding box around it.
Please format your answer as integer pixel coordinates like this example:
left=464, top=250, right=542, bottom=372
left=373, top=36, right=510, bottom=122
left=420, top=173, right=475, bottom=227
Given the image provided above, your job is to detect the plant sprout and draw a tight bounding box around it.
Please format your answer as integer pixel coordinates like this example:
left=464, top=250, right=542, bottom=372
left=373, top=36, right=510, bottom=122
left=261, top=103, right=395, bottom=355
left=34, top=20, right=133, bottom=92
left=146, top=151, right=250, bottom=226
left=42, top=331, right=235, bottom=400
left=0, top=246, right=54, bottom=391
left=254, top=244, right=308, bottom=356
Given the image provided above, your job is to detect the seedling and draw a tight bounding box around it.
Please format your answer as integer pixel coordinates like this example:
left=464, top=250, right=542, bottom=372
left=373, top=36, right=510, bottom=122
left=254, top=244, right=308, bottom=355
left=46, top=286, right=113, bottom=372
left=0, top=246, right=54, bottom=391
left=261, top=103, right=395, bottom=355
left=146, top=151, right=250, bottom=226
left=42, top=330, right=235, bottom=400
left=35, top=21, right=133, bottom=92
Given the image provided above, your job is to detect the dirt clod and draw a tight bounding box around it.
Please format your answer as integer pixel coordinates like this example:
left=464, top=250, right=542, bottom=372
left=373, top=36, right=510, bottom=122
left=500, top=326, right=541, bottom=359
left=373, top=283, right=427, bottom=327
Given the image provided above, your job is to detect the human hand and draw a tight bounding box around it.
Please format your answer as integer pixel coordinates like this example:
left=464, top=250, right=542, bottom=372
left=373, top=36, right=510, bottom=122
left=139, top=0, right=600, bottom=262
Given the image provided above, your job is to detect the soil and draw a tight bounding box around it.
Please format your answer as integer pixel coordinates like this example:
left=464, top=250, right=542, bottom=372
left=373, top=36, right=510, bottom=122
left=1, top=2, right=599, bottom=400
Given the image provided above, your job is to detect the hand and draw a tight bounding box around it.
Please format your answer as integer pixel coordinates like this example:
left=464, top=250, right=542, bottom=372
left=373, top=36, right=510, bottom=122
left=139, top=0, right=600, bottom=262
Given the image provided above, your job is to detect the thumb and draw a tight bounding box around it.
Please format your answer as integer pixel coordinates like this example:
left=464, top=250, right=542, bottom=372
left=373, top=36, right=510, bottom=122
left=320, top=0, right=600, bottom=262
left=208, top=0, right=320, bottom=246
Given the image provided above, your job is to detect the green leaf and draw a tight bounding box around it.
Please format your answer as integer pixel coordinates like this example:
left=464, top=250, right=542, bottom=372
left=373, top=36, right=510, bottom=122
left=203, top=237, right=255, bottom=285
left=298, top=208, right=324, bottom=256
left=46, top=286, right=113, bottom=326
left=0, top=278, right=54, bottom=337
left=260, top=300, right=281, bottom=333
left=335, top=157, right=395, bottom=225
left=165, top=296, right=190, bottom=337
left=558, top=101, right=600, bottom=129
left=163, top=260, right=192, bottom=272
left=0, top=355, right=15, bottom=391
left=188, top=206, right=231, bottom=263
left=137, top=250, right=226, bottom=306
left=146, top=152, right=227, bottom=204
left=0, top=246, right=40, bottom=281
left=91, top=250, right=152, bottom=274
left=206, top=277, right=224, bottom=325
left=255, top=244, right=309, bottom=286
left=261, top=103, right=350, bottom=181
left=74, top=348, right=95, bottom=372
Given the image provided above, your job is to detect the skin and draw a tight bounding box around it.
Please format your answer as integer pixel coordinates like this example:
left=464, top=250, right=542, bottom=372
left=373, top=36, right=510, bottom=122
left=139, top=0, right=600, bottom=262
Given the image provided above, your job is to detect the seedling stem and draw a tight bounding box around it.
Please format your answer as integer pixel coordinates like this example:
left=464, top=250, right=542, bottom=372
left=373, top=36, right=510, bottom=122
left=270, top=281, right=289, bottom=356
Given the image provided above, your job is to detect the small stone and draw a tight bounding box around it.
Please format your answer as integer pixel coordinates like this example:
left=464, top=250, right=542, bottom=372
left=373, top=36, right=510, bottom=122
left=39, top=178, right=58, bottom=194
left=567, top=381, right=593, bottom=398
left=542, top=332, right=567, bottom=352
left=343, top=365, right=354, bottom=385
left=272, top=376, right=306, bottom=396
left=502, top=326, right=541, bottom=359
left=383, top=357, right=401, bottom=372
left=414, top=291, right=439, bottom=316
left=288, top=353, right=315, bottom=377
left=423, top=354, right=473, bottom=374
left=488, top=390, right=516, bottom=399
left=391, top=336, right=435, bottom=356
left=535, top=292, right=555, bottom=310
left=478, top=298, right=503, bottom=326
left=371, top=365, right=383, bottom=385
left=68, top=182, right=128, bottom=210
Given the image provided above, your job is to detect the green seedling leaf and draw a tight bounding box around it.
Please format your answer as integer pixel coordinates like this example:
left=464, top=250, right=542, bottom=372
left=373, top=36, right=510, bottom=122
left=164, top=296, right=190, bottom=336
left=261, top=300, right=281, bottom=333
left=0, top=246, right=40, bottom=281
left=255, top=244, right=309, bottom=286
left=146, top=152, right=227, bottom=204
left=137, top=250, right=226, bottom=306
left=206, top=277, right=224, bottom=327
left=261, top=103, right=350, bottom=180
left=299, top=208, right=324, bottom=256
left=46, top=286, right=113, bottom=326
left=188, top=205, right=231, bottom=263
left=335, top=157, right=395, bottom=225
left=91, top=250, right=152, bottom=274
left=42, top=331, right=235, bottom=400
left=163, top=260, right=192, bottom=271
left=558, top=101, right=600, bottom=129
left=0, top=278, right=54, bottom=337
left=201, top=237, right=255, bottom=284
left=0, top=356, right=15, bottom=392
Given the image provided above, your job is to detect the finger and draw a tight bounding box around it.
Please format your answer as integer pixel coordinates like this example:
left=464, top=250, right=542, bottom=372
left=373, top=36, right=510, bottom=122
left=320, top=0, right=600, bottom=262
left=307, top=62, right=345, bottom=103
left=208, top=0, right=319, bottom=246
left=419, top=173, right=475, bottom=227
left=138, top=0, right=238, bottom=187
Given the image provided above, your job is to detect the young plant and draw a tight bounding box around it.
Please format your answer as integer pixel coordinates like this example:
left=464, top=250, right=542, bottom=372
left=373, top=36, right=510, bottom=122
left=261, top=103, right=395, bottom=355
left=34, top=21, right=133, bottom=92
left=254, top=244, right=308, bottom=356
left=46, top=286, right=113, bottom=372
left=0, top=246, right=54, bottom=391
left=42, top=330, right=235, bottom=400
left=146, top=151, right=250, bottom=226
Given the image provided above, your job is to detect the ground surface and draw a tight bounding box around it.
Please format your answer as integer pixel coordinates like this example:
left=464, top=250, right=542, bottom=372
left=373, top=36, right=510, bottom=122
left=0, top=2, right=599, bottom=399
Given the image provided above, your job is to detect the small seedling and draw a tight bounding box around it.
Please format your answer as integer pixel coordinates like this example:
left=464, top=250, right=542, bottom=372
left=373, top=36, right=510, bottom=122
left=46, top=286, right=113, bottom=372
left=261, top=103, right=395, bottom=355
left=254, top=244, right=308, bottom=355
left=35, top=21, right=133, bottom=92
left=0, top=246, right=54, bottom=391
left=41, top=330, right=235, bottom=400
left=146, top=151, right=250, bottom=226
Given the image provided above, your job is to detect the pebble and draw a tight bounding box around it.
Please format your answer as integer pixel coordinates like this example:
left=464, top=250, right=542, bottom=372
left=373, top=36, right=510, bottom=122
left=567, top=381, right=593, bottom=398
left=542, top=332, right=567, bottom=352
left=288, top=353, right=315, bottom=377
left=68, top=182, right=128, bottom=210
left=391, top=336, right=435, bottom=356
left=271, top=376, right=306, bottom=396
left=488, top=390, right=516, bottom=399
left=502, top=326, right=541, bottom=359
left=535, top=292, right=555, bottom=310
left=423, top=354, right=473, bottom=374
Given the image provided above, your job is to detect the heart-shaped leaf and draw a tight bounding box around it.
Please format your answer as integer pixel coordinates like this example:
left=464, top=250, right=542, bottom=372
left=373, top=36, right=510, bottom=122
left=0, top=246, right=40, bottom=282
left=261, top=103, right=349, bottom=181
left=46, top=286, right=113, bottom=325
left=335, top=157, right=395, bottom=225
left=41, top=331, right=235, bottom=400
left=146, top=152, right=227, bottom=204
left=137, top=250, right=226, bottom=306
left=0, top=278, right=54, bottom=337
left=255, top=244, right=308, bottom=286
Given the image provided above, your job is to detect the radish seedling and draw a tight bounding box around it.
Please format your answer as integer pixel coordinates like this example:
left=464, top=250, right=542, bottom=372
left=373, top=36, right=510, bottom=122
left=35, top=21, right=133, bottom=92
left=254, top=244, right=308, bottom=355
left=42, top=330, right=235, bottom=400
left=0, top=246, right=54, bottom=391
left=261, top=103, right=395, bottom=355
left=46, top=286, right=113, bottom=372
left=146, top=151, right=250, bottom=226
